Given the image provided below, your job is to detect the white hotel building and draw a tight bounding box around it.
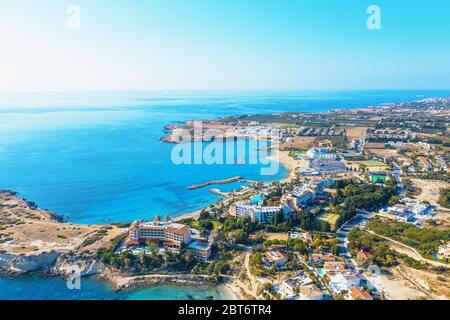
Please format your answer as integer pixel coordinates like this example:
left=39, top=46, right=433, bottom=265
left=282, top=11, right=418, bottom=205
left=306, top=147, right=337, bottom=160
left=232, top=202, right=290, bottom=224
left=291, top=183, right=318, bottom=207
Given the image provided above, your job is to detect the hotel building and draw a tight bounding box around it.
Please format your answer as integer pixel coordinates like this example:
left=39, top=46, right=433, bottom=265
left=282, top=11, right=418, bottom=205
left=187, top=240, right=212, bottom=262
left=128, top=220, right=191, bottom=252
left=232, top=202, right=290, bottom=224
left=291, top=183, right=318, bottom=207
left=306, top=147, right=337, bottom=160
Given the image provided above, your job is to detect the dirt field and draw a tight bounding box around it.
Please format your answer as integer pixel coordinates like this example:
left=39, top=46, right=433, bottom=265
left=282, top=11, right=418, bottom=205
left=0, top=191, right=121, bottom=255
left=411, top=179, right=449, bottom=206
left=364, top=142, right=386, bottom=149
left=346, top=160, right=389, bottom=173
left=368, top=148, right=398, bottom=158
left=395, top=265, right=450, bottom=300
left=366, top=271, right=425, bottom=300
left=265, top=233, right=289, bottom=241
left=280, top=136, right=316, bottom=151
left=342, top=126, right=367, bottom=141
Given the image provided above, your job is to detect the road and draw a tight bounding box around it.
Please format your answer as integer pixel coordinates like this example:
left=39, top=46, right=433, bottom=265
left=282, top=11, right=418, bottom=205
left=336, top=213, right=372, bottom=261
left=392, top=163, right=405, bottom=195
left=335, top=212, right=382, bottom=295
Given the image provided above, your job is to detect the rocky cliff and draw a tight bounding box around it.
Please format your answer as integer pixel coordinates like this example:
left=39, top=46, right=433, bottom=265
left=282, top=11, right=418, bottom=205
left=0, top=251, right=60, bottom=273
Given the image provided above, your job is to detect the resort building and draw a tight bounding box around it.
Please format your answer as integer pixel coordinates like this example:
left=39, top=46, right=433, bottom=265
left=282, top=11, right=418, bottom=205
left=253, top=206, right=290, bottom=224
left=233, top=203, right=255, bottom=218
left=314, top=160, right=347, bottom=174
left=232, top=202, right=290, bottom=224
left=187, top=240, right=212, bottom=262
left=262, top=250, right=288, bottom=268
left=292, top=183, right=318, bottom=207
left=306, top=147, right=337, bottom=160
left=128, top=220, right=191, bottom=252
left=403, top=198, right=433, bottom=215
left=293, top=190, right=314, bottom=207
left=295, top=168, right=321, bottom=177
left=383, top=204, right=415, bottom=223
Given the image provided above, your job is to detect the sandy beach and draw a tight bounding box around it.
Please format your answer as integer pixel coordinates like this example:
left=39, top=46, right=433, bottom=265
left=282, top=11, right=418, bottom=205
left=223, top=283, right=244, bottom=300
left=173, top=209, right=202, bottom=222
left=266, top=150, right=305, bottom=183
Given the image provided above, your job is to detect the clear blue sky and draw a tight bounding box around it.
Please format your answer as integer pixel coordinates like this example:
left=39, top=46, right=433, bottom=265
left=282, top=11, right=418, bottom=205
left=1, top=0, right=450, bottom=92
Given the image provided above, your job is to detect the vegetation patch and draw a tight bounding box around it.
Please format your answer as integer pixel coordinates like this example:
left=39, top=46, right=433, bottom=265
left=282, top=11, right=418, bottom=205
left=366, top=218, right=450, bottom=258
left=438, top=188, right=450, bottom=208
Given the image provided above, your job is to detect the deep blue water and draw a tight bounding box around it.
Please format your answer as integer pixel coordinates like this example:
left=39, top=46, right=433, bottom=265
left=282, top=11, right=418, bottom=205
left=1, top=90, right=449, bottom=299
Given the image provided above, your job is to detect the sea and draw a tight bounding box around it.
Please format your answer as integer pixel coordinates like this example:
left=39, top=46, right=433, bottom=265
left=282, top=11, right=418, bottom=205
left=0, top=90, right=448, bottom=299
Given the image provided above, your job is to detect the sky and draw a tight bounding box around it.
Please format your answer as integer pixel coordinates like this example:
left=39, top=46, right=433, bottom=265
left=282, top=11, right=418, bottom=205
left=0, top=0, right=450, bottom=93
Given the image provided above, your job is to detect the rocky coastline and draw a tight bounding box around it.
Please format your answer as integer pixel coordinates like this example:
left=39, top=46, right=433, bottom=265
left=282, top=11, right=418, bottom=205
left=0, top=191, right=237, bottom=297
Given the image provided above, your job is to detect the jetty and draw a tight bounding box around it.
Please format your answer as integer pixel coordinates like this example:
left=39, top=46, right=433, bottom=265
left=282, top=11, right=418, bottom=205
left=186, top=176, right=243, bottom=190
left=209, top=188, right=230, bottom=197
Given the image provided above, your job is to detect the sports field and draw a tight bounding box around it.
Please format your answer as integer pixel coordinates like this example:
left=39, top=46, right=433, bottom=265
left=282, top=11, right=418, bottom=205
left=351, top=160, right=387, bottom=167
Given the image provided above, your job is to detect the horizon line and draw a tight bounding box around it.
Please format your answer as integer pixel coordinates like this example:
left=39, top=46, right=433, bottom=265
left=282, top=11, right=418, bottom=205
left=2, top=88, right=450, bottom=95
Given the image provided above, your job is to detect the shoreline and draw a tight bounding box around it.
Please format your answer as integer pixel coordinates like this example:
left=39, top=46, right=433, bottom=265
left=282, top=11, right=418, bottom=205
left=173, top=151, right=295, bottom=222
left=99, top=271, right=243, bottom=299
left=265, top=149, right=298, bottom=183
left=0, top=271, right=238, bottom=300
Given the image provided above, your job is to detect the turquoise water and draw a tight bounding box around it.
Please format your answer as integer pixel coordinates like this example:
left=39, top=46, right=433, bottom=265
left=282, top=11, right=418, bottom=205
left=0, top=96, right=291, bottom=224
left=1, top=90, right=447, bottom=223
left=1, top=90, right=449, bottom=299
left=0, top=274, right=230, bottom=300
